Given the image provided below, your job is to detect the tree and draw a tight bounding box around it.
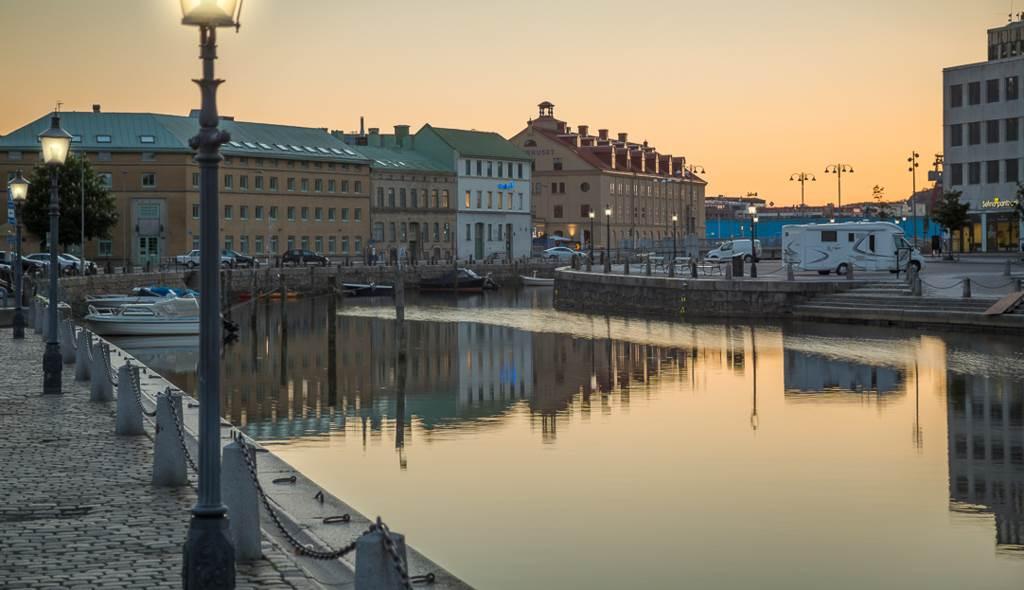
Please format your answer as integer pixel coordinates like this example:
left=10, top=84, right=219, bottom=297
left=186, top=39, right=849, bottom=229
left=871, top=185, right=893, bottom=220
left=931, top=190, right=970, bottom=258
left=20, top=154, right=118, bottom=251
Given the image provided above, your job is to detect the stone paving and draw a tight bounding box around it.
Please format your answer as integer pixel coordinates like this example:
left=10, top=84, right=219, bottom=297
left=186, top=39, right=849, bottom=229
left=0, top=331, right=321, bottom=590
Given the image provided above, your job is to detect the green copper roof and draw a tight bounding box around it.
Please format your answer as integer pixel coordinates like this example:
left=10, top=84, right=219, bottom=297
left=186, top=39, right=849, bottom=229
left=421, top=125, right=530, bottom=161
left=0, top=111, right=370, bottom=164
left=343, top=143, right=452, bottom=173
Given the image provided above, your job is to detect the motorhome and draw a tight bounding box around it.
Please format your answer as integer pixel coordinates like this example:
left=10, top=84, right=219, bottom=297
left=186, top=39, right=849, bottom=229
left=782, top=221, right=924, bottom=275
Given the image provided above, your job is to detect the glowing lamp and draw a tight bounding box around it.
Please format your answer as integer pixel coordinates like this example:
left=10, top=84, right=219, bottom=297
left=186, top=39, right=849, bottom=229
left=38, top=115, right=72, bottom=167
left=747, top=205, right=757, bottom=216
left=589, top=211, right=595, bottom=219
left=604, top=207, right=612, bottom=217
left=672, top=214, right=678, bottom=222
left=180, top=0, right=242, bottom=27
left=8, top=169, right=29, bottom=203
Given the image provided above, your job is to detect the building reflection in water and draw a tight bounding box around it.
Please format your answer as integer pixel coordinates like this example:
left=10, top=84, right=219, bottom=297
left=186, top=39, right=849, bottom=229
left=947, top=371, right=1024, bottom=554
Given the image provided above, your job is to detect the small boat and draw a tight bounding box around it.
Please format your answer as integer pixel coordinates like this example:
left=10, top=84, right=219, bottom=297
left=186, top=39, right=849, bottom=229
left=86, top=286, right=198, bottom=309
left=343, top=282, right=394, bottom=297
left=520, top=272, right=554, bottom=286
left=85, top=297, right=200, bottom=336
left=419, top=268, right=487, bottom=293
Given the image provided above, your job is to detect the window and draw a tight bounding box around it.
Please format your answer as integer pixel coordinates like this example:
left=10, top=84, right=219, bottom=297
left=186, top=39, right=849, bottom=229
left=301, top=206, right=309, bottom=221
left=411, top=189, right=419, bottom=208
left=7, top=151, right=21, bottom=160
left=98, top=239, right=112, bottom=258
left=224, top=235, right=233, bottom=250
left=1007, top=118, right=1020, bottom=141
left=287, top=206, right=296, bottom=221
left=142, top=152, right=155, bottom=162
left=476, top=191, right=482, bottom=208
left=270, top=235, right=279, bottom=254
left=388, top=188, right=395, bottom=208
left=465, top=160, right=471, bottom=175
left=239, top=235, right=249, bottom=254
left=301, top=178, right=309, bottom=192
left=255, top=235, right=264, bottom=254
left=986, top=160, right=1000, bottom=183
left=950, top=84, right=963, bottom=108
left=354, top=181, right=362, bottom=193
left=255, top=206, right=263, bottom=220
left=191, top=203, right=200, bottom=219
left=341, top=208, right=349, bottom=222
left=224, top=205, right=233, bottom=220
left=554, top=205, right=564, bottom=218
left=98, top=172, right=113, bottom=188
left=96, top=135, right=112, bottom=143
left=506, top=193, right=512, bottom=209
left=388, top=222, right=396, bottom=242
left=487, top=161, right=493, bottom=176
left=354, top=208, right=361, bottom=221
left=476, top=160, right=482, bottom=176
left=950, top=124, right=963, bottom=147
left=987, top=79, right=1000, bottom=103
left=328, top=208, right=336, bottom=221
left=97, top=151, right=111, bottom=161
left=269, top=206, right=278, bottom=220
left=287, top=177, right=295, bottom=191
left=987, top=120, right=1000, bottom=143
left=1006, top=159, right=1019, bottom=183
left=315, top=236, right=323, bottom=254
left=950, top=163, right=963, bottom=185
left=968, top=122, right=981, bottom=145
left=328, top=236, right=336, bottom=255
left=314, top=207, right=323, bottom=221
left=553, top=159, right=562, bottom=171
left=141, top=173, right=156, bottom=187
left=328, top=179, right=336, bottom=192
left=355, top=237, right=362, bottom=254
left=1009, top=76, right=1020, bottom=100
left=968, top=81, right=981, bottom=105
left=441, top=190, right=450, bottom=208
left=254, top=175, right=263, bottom=190
left=239, top=175, right=248, bottom=190
left=580, top=182, right=591, bottom=192
left=968, top=162, right=981, bottom=184
left=342, top=236, right=350, bottom=255
left=239, top=205, right=248, bottom=220
left=433, top=223, right=440, bottom=241
left=820, top=231, right=837, bottom=242
left=224, top=174, right=233, bottom=189
left=517, top=163, right=524, bottom=178
left=487, top=191, right=493, bottom=208
left=399, top=188, right=407, bottom=208
left=269, top=177, right=278, bottom=190
left=581, top=204, right=592, bottom=217
left=301, top=236, right=309, bottom=250
left=341, top=180, right=349, bottom=193
left=192, top=237, right=201, bottom=251
left=465, top=224, right=471, bottom=241
left=314, top=178, right=323, bottom=192
left=372, top=223, right=384, bottom=242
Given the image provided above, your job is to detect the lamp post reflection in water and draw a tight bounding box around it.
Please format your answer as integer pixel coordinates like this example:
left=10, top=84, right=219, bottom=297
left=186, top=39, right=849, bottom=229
left=750, top=324, right=759, bottom=431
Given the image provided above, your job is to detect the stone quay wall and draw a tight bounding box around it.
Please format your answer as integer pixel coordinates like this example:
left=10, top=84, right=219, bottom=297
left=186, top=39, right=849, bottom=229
left=553, top=269, right=858, bottom=320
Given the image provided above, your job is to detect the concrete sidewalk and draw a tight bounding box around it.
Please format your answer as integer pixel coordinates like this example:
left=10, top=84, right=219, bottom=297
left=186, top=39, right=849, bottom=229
left=0, top=332, right=320, bottom=590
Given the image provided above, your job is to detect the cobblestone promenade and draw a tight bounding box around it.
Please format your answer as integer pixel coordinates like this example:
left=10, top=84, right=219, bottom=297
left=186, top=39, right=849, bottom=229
left=0, top=332, right=319, bottom=589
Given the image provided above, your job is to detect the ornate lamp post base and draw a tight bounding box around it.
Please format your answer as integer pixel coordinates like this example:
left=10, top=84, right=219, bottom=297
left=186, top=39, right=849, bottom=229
left=183, top=515, right=236, bottom=589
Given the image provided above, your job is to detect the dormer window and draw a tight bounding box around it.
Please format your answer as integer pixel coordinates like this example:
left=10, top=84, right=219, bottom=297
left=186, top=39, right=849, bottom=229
left=96, top=135, right=112, bottom=143
left=140, top=135, right=156, bottom=144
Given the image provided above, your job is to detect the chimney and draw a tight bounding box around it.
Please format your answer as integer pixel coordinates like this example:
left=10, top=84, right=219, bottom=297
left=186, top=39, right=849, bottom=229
left=360, top=116, right=365, bottom=135
left=659, top=154, right=672, bottom=175
left=618, top=132, right=628, bottom=143
left=556, top=121, right=567, bottom=134
left=598, top=129, right=609, bottom=140
left=394, top=124, right=410, bottom=148
left=92, top=104, right=101, bottom=113
left=577, top=124, right=589, bottom=137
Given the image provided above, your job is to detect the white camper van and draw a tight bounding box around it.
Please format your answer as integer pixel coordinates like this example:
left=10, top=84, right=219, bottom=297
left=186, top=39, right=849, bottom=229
left=782, top=221, right=925, bottom=275
left=706, top=239, right=761, bottom=262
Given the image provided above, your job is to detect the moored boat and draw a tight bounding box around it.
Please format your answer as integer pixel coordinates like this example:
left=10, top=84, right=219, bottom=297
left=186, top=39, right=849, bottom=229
left=343, top=282, right=394, bottom=297
left=520, top=273, right=554, bottom=286
left=86, top=286, right=198, bottom=309
left=419, top=268, right=487, bottom=293
left=85, top=297, right=200, bottom=336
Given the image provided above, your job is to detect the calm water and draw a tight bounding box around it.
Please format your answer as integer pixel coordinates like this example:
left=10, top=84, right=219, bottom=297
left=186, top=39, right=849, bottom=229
left=115, top=290, right=1024, bottom=590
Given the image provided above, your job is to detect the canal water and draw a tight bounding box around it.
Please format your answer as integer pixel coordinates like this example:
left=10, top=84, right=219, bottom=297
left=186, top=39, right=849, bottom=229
left=115, top=289, right=1024, bottom=589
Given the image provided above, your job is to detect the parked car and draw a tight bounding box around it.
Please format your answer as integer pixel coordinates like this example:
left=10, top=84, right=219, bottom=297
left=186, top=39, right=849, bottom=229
left=175, top=249, right=232, bottom=268
left=541, top=246, right=587, bottom=262
left=282, top=249, right=329, bottom=266
left=59, top=254, right=98, bottom=275
left=222, top=249, right=259, bottom=268
left=26, top=253, right=81, bottom=275
left=0, top=251, right=44, bottom=274
left=705, top=239, right=762, bottom=263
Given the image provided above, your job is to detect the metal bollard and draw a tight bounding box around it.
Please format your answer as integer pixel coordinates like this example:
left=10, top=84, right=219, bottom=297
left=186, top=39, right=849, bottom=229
left=690, top=259, right=698, bottom=279
left=623, top=258, right=630, bottom=275
left=75, top=330, right=92, bottom=381
left=1004, top=259, right=1012, bottom=277
left=90, top=342, right=114, bottom=402
left=152, top=391, right=188, bottom=487
left=846, top=263, right=854, bottom=281
left=115, top=363, right=145, bottom=436
left=913, top=276, right=923, bottom=296
left=355, top=528, right=409, bottom=590
left=60, top=320, right=76, bottom=364
left=786, top=262, right=795, bottom=281
left=645, top=257, right=652, bottom=276
left=725, top=260, right=733, bottom=280
left=222, top=441, right=262, bottom=562
left=33, top=300, right=43, bottom=335
left=962, top=277, right=972, bottom=298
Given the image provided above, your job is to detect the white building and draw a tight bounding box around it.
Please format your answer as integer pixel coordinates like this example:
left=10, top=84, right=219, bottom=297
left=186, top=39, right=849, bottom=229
left=414, top=125, right=533, bottom=261
left=943, top=18, right=1024, bottom=252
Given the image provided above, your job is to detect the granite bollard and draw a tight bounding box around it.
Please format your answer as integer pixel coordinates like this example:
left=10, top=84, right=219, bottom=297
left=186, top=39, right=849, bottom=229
left=152, top=390, right=188, bottom=487
left=355, top=528, right=409, bottom=590
left=222, top=441, right=262, bottom=562
left=116, top=363, right=145, bottom=436
left=90, top=342, right=114, bottom=402
left=74, top=329, right=92, bottom=381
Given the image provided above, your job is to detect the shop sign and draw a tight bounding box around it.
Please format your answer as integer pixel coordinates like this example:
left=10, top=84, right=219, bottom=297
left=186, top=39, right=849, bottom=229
left=498, top=181, right=516, bottom=190
left=980, top=197, right=1020, bottom=209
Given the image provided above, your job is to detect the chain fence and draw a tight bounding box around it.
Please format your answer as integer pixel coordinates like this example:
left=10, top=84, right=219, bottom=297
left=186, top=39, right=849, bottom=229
left=166, top=389, right=199, bottom=474
left=127, top=364, right=158, bottom=419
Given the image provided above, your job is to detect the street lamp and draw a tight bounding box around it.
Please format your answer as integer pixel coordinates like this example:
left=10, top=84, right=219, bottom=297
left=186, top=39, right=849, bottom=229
left=907, top=151, right=920, bottom=248
left=8, top=170, right=29, bottom=339
left=39, top=113, right=72, bottom=395
left=824, top=163, right=854, bottom=209
left=588, top=210, right=595, bottom=271
left=604, top=206, right=612, bottom=274
left=686, top=164, right=706, bottom=175
left=670, top=214, right=678, bottom=277
left=747, top=205, right=759, bottom=278
left=179, top=0, right=243, bottom=587
left=789, top=172, right=815, bottom=208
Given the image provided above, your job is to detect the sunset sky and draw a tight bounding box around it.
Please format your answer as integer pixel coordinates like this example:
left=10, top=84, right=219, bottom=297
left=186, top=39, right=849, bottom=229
left=0, top=0, right=1011, bottom=205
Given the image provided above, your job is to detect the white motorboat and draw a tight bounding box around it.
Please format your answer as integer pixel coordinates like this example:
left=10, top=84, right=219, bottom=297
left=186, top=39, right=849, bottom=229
left=86, top=287, right=198, bottom=309
left=520, top=273, right=554, bottom=286
left=85, top=297, right=199, bottom=336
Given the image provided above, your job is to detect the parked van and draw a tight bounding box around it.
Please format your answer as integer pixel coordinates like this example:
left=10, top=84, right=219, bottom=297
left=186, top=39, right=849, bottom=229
left=706, top=239, right=761, bottom=262
left=782, top=221, right=925, bottom=275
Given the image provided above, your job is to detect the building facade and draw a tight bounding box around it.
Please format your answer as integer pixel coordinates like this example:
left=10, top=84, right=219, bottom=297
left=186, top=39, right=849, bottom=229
left=943, top=19, right=1024, bottom=252
left=509, top=102, right=706, bottom=252
left=337, top=125, right=458, bottom=262
left=414, top=125, right=533, bottom=261
left=0, top=108, right=372, bottom=265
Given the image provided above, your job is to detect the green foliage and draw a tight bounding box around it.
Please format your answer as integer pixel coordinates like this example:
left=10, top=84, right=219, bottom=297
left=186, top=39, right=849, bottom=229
left=930, top=190, right=970, bottom=233
left=20, top=154, right=118, bottom=249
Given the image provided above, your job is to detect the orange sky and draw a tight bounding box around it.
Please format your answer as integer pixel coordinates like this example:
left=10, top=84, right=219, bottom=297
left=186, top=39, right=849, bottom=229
left=0, top=0, right=1011, bottom=205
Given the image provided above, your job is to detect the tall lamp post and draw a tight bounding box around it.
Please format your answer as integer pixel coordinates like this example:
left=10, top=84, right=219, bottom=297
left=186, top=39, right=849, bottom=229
left=8, top=171, right=29, bottom=339
left=179, top=1, right=243, bottom=588
left=588, top=210, right=595, bottom=272
left=747, top=205, right=759, bottom=278
left=907, top=151, right=920, bottom=248
left=824, top=163, right=854, bottom=210
left=670, top=214, right=678, bottom=277
left=39, top=113, right=72, bottom=395
left=789, top=172, right=815, bottom=208
left=603, top=206, right=612, bottom=274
